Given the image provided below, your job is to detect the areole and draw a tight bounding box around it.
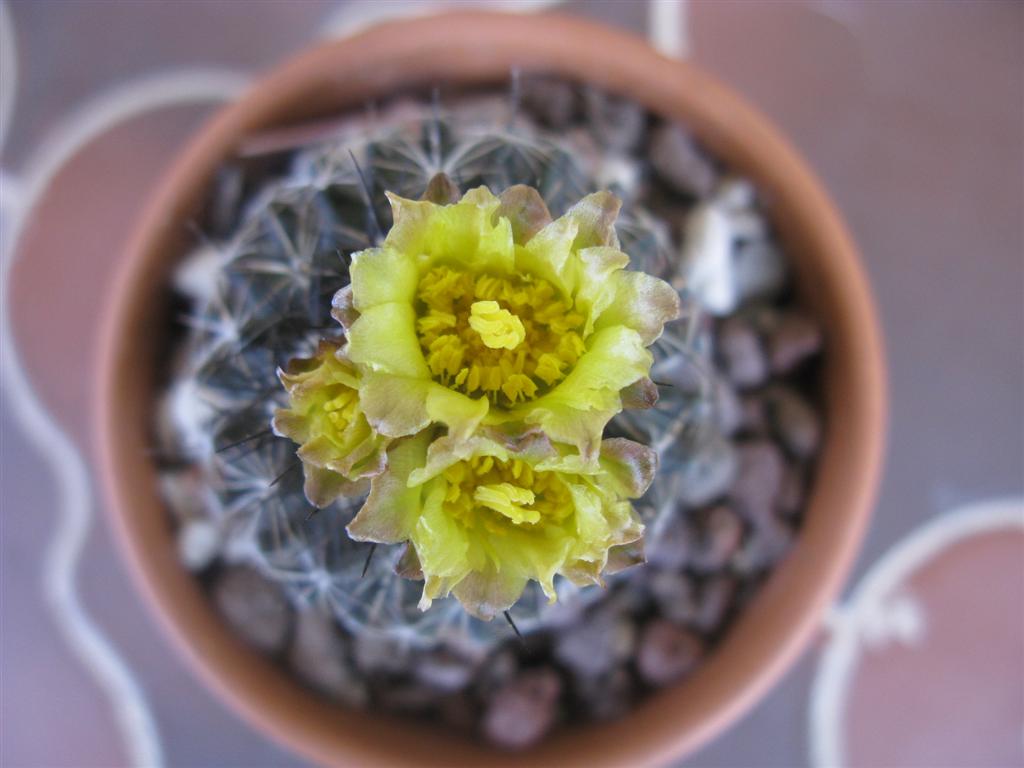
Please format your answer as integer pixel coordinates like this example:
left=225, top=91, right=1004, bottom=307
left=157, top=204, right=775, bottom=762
left=96, top=11, right=886, bottom=767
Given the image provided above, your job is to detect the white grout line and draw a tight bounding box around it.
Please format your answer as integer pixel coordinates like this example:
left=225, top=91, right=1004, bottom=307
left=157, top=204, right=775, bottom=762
left=1, top=68, right=249, bottom=768
left=648, top=0, right=690, bottom=60
left=808, top=498, right=1024, bottom=768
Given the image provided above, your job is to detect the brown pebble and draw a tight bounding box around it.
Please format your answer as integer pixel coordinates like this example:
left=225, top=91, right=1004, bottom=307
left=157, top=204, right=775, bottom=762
left=649, top=569, right=698, bottom=625
left=729, top=440, right=785, bottom=521
left=690, top=505, right=745, bottom=572
left=553, top=609, right=637, bottom=679
left=287, top=608, right=366, bottom=707
left=645, top=507, right=692, bottom=570
left=521, top=76, right=578, bottom=129
left=767, top=387, right=822, bottom=460
left=718, top=318, right=768, bottom=389
left=649, top=123, right=717, bottom=198
left=482, top=669, right=562, bottom=750
left=769, top=312, right=823, bottom=374
left=213, top=566, right=291, bottom=655
left=694, top=575, right=738, bottom=633
left=636, top=620, right=704, bottom=687
left=739, top=394, right=769, bottom=435
left=777, top=462, right=807, bottom=518
left=574, top=666, right=636, bottom=721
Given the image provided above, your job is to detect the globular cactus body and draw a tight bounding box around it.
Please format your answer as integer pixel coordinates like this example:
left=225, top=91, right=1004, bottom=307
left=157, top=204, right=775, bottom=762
left=159, top=86, right=712, bottom=653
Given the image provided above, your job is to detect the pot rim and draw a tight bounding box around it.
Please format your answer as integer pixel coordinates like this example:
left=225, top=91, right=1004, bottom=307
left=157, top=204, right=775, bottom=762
left=95, top=10, right=886, bottom=768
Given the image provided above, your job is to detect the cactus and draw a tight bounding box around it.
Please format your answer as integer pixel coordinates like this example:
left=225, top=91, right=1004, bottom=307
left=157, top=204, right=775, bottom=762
left=157, top=83, right=712, bottom=654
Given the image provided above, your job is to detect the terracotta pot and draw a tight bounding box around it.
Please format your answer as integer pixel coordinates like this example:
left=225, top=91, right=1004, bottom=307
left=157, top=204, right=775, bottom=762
left=96, top=11, right=886, bottom=768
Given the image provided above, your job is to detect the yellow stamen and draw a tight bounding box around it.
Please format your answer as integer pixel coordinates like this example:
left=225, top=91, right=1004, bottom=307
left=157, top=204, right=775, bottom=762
left=468, top=300, right=526, bottom=350
left=415, top=266, right=585, bottom=406
left=473, top=483, right=539, bottom=525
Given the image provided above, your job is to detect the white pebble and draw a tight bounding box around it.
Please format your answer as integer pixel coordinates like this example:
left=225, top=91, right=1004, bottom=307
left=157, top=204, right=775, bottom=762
left=173, top=244, right=224, bottom=304
left=178, top=518, right=220, bottom=571
left=682, top=203, right=738, bottom=315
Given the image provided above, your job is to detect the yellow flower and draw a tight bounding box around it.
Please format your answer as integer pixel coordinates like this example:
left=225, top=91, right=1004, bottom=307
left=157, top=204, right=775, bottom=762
left=336, top=186, right=679, bottom=462
left=346, top=429, right=656, bottom=620
left=272, top=340, right=389, bottom=507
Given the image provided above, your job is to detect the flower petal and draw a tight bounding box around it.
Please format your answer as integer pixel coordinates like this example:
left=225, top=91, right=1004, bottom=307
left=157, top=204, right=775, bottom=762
left=330, top=284, right=358, bottom=330
left=350, top=246, right=420, bottom=310
left=303, top=466, right=368, bottom=510
left=521, top=213, right=579, bottom=288
left=605, top=539, right=646, bottom=574
left=421, top=172, right=460, bottom=204
left=414, top=481, right=470, bottom=578
left=357, top=370, right=433, bottom=438
left=497, top=185, right=553, bottom=245
left=451, top=567, right=530, bottom=621
left=619, top=377, right=659, bottom=410
left=599, top=437, right=659, bottom=498
left=425, top=384, right=489, bottom=443
left=347, top=433, right=430, bottom=543
left=347, top=302, right=428, bottom=378
left=514, top=326, right=651, bottom=459
left=596, top=269, right=682, bottom=345
left=566, top=190, right=621, bottom=249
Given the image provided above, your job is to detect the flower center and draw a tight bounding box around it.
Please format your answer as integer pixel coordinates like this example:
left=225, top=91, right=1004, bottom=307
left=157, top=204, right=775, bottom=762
left=442, top=455, right=574, bottom=533
left=415, top=266, right=586, bottom=406
left=468, top=301, right=525, bottom=350
left=317, top=385, right=360, bottom=445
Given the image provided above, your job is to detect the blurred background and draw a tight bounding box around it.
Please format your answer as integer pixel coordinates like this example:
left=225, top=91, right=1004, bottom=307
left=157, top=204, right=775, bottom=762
left=1, top=1, right=1021, bottom=766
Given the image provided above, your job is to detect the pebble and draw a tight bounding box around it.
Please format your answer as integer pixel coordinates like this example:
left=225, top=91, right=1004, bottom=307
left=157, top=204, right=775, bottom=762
left=474, top=648, right=519, bottom=696
left=574, top=666, right=636, bottom=721
left=213, top=566, right=292, bottom=655
left=649, top=570, right=698, bottom=625
left=520, top=76, right=577, bottom=129
left=649, top=123, right=716, bottom=198
left=727, top=209, right=769, bottom=241
left=713, top=378, right=743, bottom=436
left=413, top=648, right=477, bottom=692
left=766, top=387, right=822, bottom=460
left=689, top=505, right=745, bottom=573
left=583, top=87, right=646, bottom=152
left=644, top=508, right=692, bottom=570
left=693, top=576, right=737, bottom=634
left=729, top=440, right=785, bottom=520
left=738, top=394, right=769, bottom=435
left=482, top=668, right=562, bottom=750
left=353, top=632, right=412, bottom=676
left=172, top=243, right=224, bottom=305
left=777, top=462, right=807, bottom=518
left=675, top=433, right=738, bottom=508
left=177, top=518, right=220, bottom=571
left=288, top=607, right=367, bottom=707
left=553, top=608, right=636, bottom=679
left=736, top=516, right=794, bottom=574
left=769, top=312, right=823, bottom=374
left=682, top=203, right=737, bottom=316
left=713, top=177, right=757, bottom=211
left=636, top=620, right=704, bottom=687
left=734, top=240, right=787, bottom=305
left=717, top=318, right=768, bottom=389
left=595, top=153, right=643, bottom=201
